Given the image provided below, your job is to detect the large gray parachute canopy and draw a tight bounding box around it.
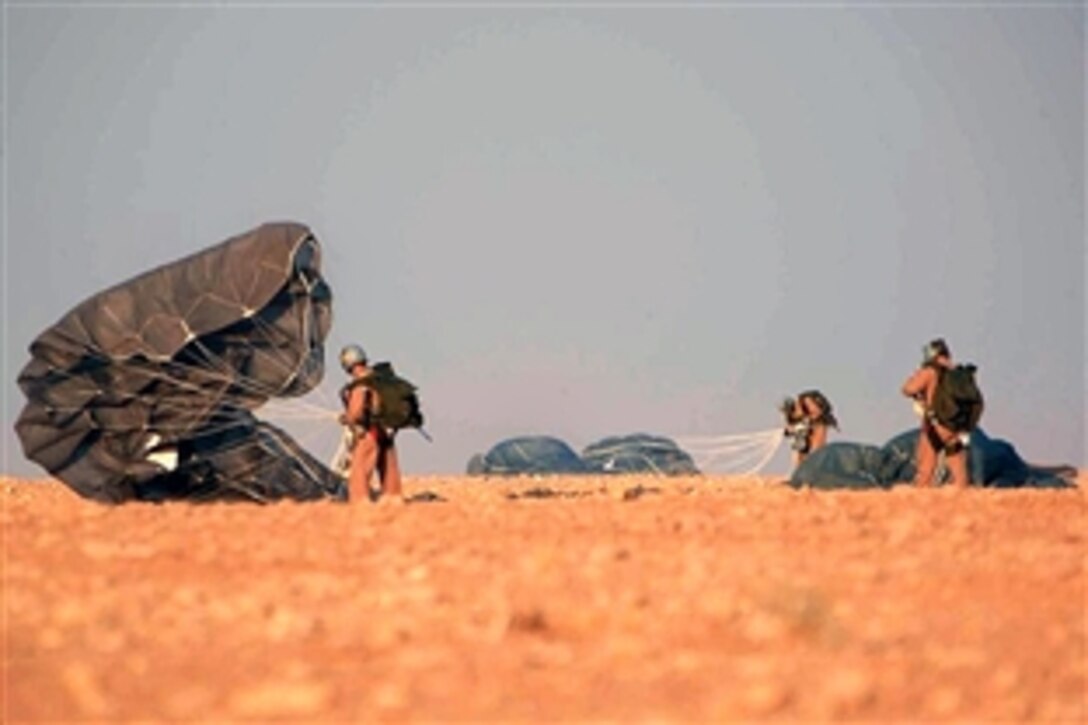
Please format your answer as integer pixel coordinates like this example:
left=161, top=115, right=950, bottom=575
left=15, top=221, right=346, bottom=503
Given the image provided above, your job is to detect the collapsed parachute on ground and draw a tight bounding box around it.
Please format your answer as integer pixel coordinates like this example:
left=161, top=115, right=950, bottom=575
left=466, top=436, right=588, bottom=475
left=581, top=433, right=699, bottom=475
left=787, top=442, right=893, bottom=490
left=789, top=428, right=1073, bottom=490
left=15, top=222, right=346, bottom=503
left=467, top=433, right=701, bottom=476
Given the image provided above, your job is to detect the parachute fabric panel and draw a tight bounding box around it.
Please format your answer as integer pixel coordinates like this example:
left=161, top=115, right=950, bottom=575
left=882, top=429, right=1069, bottom=489
left=468, top=429, right=782, bottom=477
left=788, top=428, right=1072, bottom=490
left=467, top=436, right=588, bottom=475
left=15, top=222, right=345, bottom=503
left=879, top=430, right=920, bottom=484
left=788, top=443, right=893, bottom=490
left=582, top=433, right=698, bottom=475
left=965, top=430, right=1032, bottom=487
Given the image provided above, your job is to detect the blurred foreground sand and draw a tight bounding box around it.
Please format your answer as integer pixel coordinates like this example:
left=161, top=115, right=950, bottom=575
left=2, top=474, right=1085, bottom=721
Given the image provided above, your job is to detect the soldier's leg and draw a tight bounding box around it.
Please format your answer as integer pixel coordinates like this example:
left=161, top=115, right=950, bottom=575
left=790, top=428, right=810, bottom=469
left=377, top=433, right=403, bottom=499
left=946, top=449, right=969, bottom=488
left=938, top=424, right=970, bottom=488
left=926, top=420, right=970, bottom=487
left=349, top=432, right=378, bottom=502
left=913, top=424, right=938, bottom=487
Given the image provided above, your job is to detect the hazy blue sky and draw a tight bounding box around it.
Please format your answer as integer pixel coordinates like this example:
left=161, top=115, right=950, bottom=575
left=2, top=2, right=1084, bottom=476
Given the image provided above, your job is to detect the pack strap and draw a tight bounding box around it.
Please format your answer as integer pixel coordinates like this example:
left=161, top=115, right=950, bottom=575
left=340, top=380, right=374, bottom=428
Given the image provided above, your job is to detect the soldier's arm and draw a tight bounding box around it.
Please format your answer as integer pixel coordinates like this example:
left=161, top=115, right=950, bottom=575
left=346, top=385, right=367, bottom=425
left=901, top=367, right=932, bottom=399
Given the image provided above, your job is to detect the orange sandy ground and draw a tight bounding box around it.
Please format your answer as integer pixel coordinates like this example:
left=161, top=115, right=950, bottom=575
left=2, top=474, right=1085, bottom=722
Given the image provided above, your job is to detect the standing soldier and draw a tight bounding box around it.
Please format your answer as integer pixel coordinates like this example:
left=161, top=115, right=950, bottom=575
left=901, top=338, right=983, bottom=488
left=338, top=344, right=404, bottom=504
left=780, top=390, right=838, bottom=468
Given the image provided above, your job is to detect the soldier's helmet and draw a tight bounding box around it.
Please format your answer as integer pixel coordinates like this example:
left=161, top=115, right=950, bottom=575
left=339, top=344, right=368, bottom=372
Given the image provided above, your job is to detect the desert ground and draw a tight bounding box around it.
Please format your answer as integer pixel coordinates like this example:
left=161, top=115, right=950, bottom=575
left=2, top=473, right=1085, bottom=722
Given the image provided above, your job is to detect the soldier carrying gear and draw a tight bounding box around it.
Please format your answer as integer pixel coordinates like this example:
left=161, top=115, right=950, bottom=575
left=338, top=343, right=405, bottom=504
left=902, top=337, right=981, bottom=488
left=780, top=390, right=837, bottom=468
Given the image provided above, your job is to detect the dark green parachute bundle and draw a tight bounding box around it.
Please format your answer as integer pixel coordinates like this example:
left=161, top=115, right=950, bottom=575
left=355, top=362, right=424, bottom=431
left=932, top=364, right=984, bottom=432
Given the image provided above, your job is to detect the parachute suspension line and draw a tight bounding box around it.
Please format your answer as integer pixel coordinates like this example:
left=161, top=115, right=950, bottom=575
left=171, top=438, right=263, bottom=480
left=183, top=430, right=276, bottom=466
left=166, top=350, right=234, bottom=439
left=250, top=405, right=338, bottom=421
left=44, top=385, right=332, bottom=448
left=183, top=435, right=285, bottom=488
left=50, top=409, right=256, bottom=439
left=736, top=430, right=781, bottom=475
left=673, top=428, right=783, bottom=476
left=245, top=311, right=340, bottom=412
left=638, top=452, right=664, bottom=476
left=36, top=332, right=342, bottom=460
left=175, top=431, right=289, bottom=487
left=35, top=304, right=339, bottom=422
left=204, top=425, right=331, bottom=496
left=278, top=409, right=342, bottom=461
left=236, top=312, right=305, bottom=397
left=34, top=336, right=278, bottom=412
left=329, top=427, right=352, bottom=476
left=264, top=424, right=330, bottom=489
left=583, top=439, right=688, bottom=459
left=183, top=336, right=286, bottom=399
left=177, top=453, right=277, bottom=493
left=678, top=428, right=783, bottom=453
left=180, top=336, right=334, bottom=419
left=36, top=390, right=260, bottom=433
left=239, top=310, right=309, bottom=387
left=155, top=414, right=260, bottom=442
left=677, top=429, right=781, bottom=446
left=262, top=384, right=341, bottom=423
left=211, top=309, right=339, bottom=416
left=584, top=442, right=679, bottom=475
left=108, top=410, right=261, bottom=447
left=207, top=467, right=273, bottom=504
